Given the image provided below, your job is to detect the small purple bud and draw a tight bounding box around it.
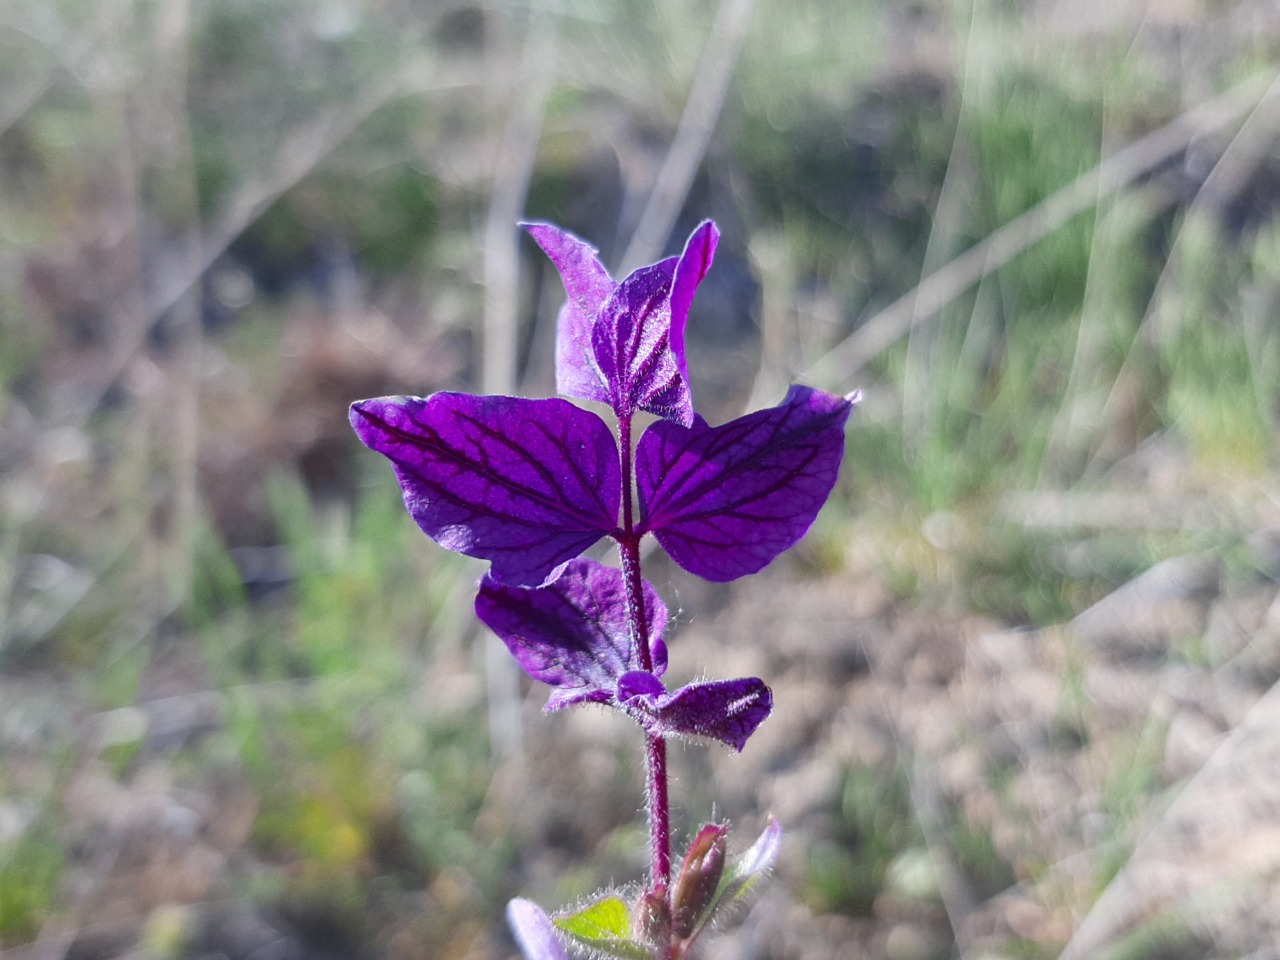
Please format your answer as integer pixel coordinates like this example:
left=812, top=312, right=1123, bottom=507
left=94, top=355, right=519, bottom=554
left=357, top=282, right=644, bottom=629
left=671, top=823, right=728, bottom=940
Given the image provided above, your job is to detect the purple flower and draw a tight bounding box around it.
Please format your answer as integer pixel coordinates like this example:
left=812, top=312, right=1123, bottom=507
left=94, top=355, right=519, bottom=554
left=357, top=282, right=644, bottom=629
left=476, top=558, right=771, bottom=751
left=356, top=222, right=850, bottom=953
left=351, top=220, right=855, bottom=755
left=351, top=221, right=856, bottom=587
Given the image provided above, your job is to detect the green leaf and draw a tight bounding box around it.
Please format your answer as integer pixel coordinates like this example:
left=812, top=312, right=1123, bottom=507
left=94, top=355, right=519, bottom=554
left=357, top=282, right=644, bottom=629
left=553, top=896, right=652, bottom=960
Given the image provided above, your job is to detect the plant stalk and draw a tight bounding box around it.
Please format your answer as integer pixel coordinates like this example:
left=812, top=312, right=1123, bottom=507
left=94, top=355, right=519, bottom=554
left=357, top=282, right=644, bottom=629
left=616, top=414, right=672, bottom=891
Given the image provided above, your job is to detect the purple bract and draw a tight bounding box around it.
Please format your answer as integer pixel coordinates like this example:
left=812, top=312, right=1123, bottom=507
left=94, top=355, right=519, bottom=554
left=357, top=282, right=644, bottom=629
left=349, top=392, right=619, bottom=587
left=636, top=384, right=857, bottom=582
left=475, top=558, right=668, bottom=710
left=351, top=307, right=854, bottom=586
left=525, top=220, right=717, bottom=427
left=616, top=670, right=772, bottom=753
left=477, top=558, right=771, bottom=751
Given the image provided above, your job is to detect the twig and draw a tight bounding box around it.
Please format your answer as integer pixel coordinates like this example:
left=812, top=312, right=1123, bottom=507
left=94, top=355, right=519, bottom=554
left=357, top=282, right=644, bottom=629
left=908, top=752, right=979, bottom=954
left=0, top=0, right=137, bottom=135
left=899, top=0, right=982, bottom=448
left=483, top=4, right=559, bottom=396
left=66, top=52, right=479, bottom=425
left=149, top=0, right=203, bottom=613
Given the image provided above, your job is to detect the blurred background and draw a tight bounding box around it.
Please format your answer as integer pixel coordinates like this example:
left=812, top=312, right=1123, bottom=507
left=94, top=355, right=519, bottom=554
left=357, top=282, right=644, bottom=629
left=4, top=1, right=1280, bottom=958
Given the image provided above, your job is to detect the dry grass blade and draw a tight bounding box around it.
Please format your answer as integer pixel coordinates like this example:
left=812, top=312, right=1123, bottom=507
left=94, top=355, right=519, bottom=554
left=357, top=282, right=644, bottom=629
left=801, top=70, right=1277, bottom=391
left=70, top=55, right=471, bottom=424
left=616, top=0, right=754, bottom=273
left=483, top=6, right=559, bottom=398
left=1083, top=69, right=1280, bottom=478
left=1059, top=681, right=1280, bottom=958
left=482, top=5, right=560, bottom=762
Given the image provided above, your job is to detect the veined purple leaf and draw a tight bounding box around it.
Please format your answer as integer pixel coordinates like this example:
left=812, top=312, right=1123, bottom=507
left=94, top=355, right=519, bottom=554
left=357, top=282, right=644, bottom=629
left=523, top=222, right=615, bottom=406
left=617, top=673, right=772, bottom=751
left=350, top=393, right=620, bottom=587
left=476, top=558, right=668, bottom=709
left=591, top=257, right=692, bottom=426
left=635, top=385, right=856, bottom=582
left=591, top=223, right=717, bottom=426
left=527, top=221, right=717, bottom=427
left=508, top=899, right=571, bottom=960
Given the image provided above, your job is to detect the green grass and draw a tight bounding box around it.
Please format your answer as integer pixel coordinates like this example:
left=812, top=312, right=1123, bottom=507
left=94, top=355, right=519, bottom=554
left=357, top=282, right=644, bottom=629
left=0, top=826, right=64, bottom=947
left=803, top=763, right=923, bottom=915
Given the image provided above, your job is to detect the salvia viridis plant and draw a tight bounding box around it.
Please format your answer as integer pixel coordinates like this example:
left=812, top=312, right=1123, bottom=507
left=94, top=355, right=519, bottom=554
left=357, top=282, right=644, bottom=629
left=349, top=221, right=859, bottom=960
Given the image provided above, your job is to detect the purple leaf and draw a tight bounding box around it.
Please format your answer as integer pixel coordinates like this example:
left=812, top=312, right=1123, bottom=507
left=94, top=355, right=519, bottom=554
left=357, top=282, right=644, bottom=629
left=508, top=899, right=571, bottom=960
left=529, top=222, right=717, bottom=427
left=476, top=558, right=668, bottom=709
left=635, top=385, right=856, bottom=582
left=667, top=221, right=718, bottom=391
left=591, top=256, right=693, bottom=426
left=617, top=673, right=772, bottom=751
left=523, top=223, right=615, bottom=406
left=350, top=393, right=620, bottom=587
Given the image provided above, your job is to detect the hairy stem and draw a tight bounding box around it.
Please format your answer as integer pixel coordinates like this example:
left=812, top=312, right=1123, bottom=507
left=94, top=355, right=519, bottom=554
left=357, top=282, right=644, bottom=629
left=617, top=414, right=671, bottom=891
left=646, top=730, right=672, bottom=892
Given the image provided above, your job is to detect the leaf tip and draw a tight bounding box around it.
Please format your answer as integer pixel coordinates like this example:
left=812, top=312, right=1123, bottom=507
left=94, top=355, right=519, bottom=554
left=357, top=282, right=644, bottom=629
left=348, top=397, right=373, bottom=423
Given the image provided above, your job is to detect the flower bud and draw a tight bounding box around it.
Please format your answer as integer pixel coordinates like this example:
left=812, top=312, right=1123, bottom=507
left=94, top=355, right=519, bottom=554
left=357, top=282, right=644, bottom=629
left=671, top=824, right=727, bottom=940
left=633, top=884, right=670, bottom=947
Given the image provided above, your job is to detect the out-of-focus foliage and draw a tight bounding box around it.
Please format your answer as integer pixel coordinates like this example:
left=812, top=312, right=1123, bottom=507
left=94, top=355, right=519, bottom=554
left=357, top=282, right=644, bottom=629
left=3, top=0, right=1280, bottom=957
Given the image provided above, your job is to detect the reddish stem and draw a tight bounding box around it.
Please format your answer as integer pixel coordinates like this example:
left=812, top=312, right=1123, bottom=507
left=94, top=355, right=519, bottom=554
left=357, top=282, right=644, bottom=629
left=616, top=414, right=671, bottom=892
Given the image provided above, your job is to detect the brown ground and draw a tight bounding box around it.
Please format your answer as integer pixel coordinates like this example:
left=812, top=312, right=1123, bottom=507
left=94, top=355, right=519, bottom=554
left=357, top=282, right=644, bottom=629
left=7, top=503, right=1280, bottom=960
